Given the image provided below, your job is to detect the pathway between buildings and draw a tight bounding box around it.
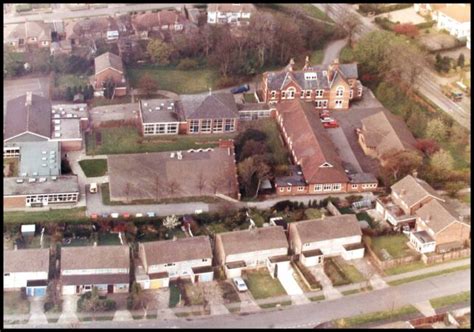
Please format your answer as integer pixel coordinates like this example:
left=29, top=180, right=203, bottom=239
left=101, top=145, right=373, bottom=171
left=309, top=265, right=342, bottom=300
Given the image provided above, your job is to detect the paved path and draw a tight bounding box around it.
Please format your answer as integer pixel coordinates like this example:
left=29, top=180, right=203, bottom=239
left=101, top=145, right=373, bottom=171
left=309, top=265, right=342, bottom=300
left=413, top=300, right=437, bottom=317
left=27, top=297, right=47, bottom=325
left=57, top=295, right=79, bottom=325
left=322, top=38, right=348, bottom=65
left=113, top=310, right=133, bottom=321
left=351, top=258, right=388, bottom=290
left=277, top=267, right=305, bottom=296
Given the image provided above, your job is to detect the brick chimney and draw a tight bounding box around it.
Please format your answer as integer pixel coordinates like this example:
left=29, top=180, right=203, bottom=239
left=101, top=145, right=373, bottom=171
left=286, top=58, right=295, bottom=72
left=328, top=58, right=340, bottom=81
left=412, top=170, right=418, bottom=178
left=25, top=91, right=32, bottom=107
left=303, top=55, right=310, bottom=70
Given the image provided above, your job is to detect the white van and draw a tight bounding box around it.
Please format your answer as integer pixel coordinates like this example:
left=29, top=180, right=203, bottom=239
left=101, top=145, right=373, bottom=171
left=107, top=30, right=119, bottom=41
left=89, top=183, right=98, bottom=194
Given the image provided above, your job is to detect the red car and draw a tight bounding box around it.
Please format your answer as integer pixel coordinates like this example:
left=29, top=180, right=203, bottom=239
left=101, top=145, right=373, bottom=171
left=90, top=213, right=98, bottom=220
left=123, top=213, right=130, bottom=219
left=323, top=121, right=339, bottom=128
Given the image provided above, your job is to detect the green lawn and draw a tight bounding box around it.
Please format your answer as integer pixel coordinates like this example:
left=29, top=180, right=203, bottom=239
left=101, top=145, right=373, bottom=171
left=310, top=49, right=324, bottom=65
left=243, top=93, right=257, bottom=103
left=56, top=74, right=88, bottom=88
left=458, top=193, right=470, bottom=204
left=304, top=208, right=323, bottom=219
left=387, top=265, right=470, bottom=286
left=3, top=207, right=88, bottom=224
left=243, top=269, right=287, bottom=300
left=127, top=65, right=219, bottom=94
left=259, top=301, right=292, bottom=309
left=86, top=126, right=236, bottom=155
left=324, top=258, right=366, bottom=286
left=309, top=295, right=326, bottom=302
left=3, top=291, right=31, bottom=315
left=334, top=305, right=419, bottom=328
left=430, top=291, right=470, bottom=309
left=98, top=232, right=121, bottom=246
left=79, top=159, right=108, bottom=177
left=370, top=235, right=415, bottom=260
left=183, top=282, right=204, bottom=306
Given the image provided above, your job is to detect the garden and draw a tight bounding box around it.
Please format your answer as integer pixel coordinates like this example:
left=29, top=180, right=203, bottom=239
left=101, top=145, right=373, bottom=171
left=79, top=159, right=108, bottom=177
left=368, top=234, right=416, bottom=260
left=242, top=268, right=287, bottom=300
left=323, top=257, right=366, bottom=286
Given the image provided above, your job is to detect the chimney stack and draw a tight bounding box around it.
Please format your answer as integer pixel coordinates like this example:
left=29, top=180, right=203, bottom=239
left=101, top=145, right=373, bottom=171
left=328, top=58, right=340, bottom=81
left=412, top=170, right=418, bottom=178
left=287, top=58, right=295, bottom=72
left=321, top=213, right=325, bottom=220
left=93, top=241, right=97, bottom=247
left=208, top=87, right=212, bottom=96
left=26, top=91, right=32, bottom=107
left=303, top=55, right=310, bottom=70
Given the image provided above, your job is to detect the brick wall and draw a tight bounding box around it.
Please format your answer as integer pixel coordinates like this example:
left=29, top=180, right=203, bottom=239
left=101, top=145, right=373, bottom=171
left=363, top=236, right=421, bottom=271
left=435, top=222, right=471, bottom=246
left=4, top=196, right=26, bottom=208
left=60, top=140, right=83, bottom=152
left=95, top=68, right=124, bottom=90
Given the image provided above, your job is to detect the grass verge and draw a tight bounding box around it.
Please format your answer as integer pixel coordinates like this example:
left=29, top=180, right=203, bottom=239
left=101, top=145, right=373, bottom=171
left=79, top=159, right=108, bottom=177
left=429, top=291, right=470, bottom=309
left=384, top=256, right=470, bottom=275
left=334, top=305, right=419, bottom=328
left=259, top=301, right=292, bottom=309
left=309, top=295, right=325, bottom=302
left=387, top=265, right=470, bottom=286
left=3, top=292, right=30, bottom=315
left=243, top=269, right=287, bottom=300
left=3, top=207, right=88, bottom=224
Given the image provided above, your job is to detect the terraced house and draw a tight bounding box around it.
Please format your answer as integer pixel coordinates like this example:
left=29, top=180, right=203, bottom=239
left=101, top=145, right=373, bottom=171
left=261, top=58, right=363, bottom=110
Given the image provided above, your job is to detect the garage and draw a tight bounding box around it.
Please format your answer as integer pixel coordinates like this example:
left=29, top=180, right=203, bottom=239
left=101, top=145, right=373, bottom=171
left=149, top=272, right=170, bottom=289
left=192, top=266, right=214, bottom=283
left=26, top=280, right=48, bottom=297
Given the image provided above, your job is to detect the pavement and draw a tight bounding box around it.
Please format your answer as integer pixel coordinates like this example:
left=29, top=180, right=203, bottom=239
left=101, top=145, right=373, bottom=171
left=113, top=310, right=133, bottom=321
left=277, top=266, right=305, bottom=296
left=413, top=300, right=437, bottom=317
left=322, top=38, right=348, bottom=65
left=308, top=265, right=342, bottom=300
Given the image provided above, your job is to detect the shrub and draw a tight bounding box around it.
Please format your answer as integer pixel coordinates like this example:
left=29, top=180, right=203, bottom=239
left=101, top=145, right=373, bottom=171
left=345, top=195, right=364, bottom=205
left=177, top=58, right=199, bottom=70
left=272, top=200, right=299, bottom=212
left=374, top=17, right=395, bottom=30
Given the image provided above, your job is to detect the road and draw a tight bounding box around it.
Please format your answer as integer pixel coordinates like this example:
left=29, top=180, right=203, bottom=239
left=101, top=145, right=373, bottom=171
left=11, top=269, right=470, bottom=328
left=315, top=3, right=471, bottom=131
left=3, top=3, right=192, bottom=24
left=322, top=38, right=348, bottom=65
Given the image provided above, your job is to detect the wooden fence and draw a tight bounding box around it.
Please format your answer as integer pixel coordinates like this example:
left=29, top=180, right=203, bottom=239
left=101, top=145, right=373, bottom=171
left=421, top=247, right=471, bottom=264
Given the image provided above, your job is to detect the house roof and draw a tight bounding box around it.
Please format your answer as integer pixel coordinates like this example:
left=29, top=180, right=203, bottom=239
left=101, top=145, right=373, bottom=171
left=415, top=199, right=469, bottom=234
left=4, top=93, right=52, bottom=141
left=4, top=21, right=52, bottom=42
left=391, top=175, right=444, bottom=208
left=4, top=248, right=50, bottom=273
left=140, top=99, right=183, bottom=123
left=61, top=274, right=129, bottom=286
left=61, top=245, right=130, bottom=271
left=139, top=236, right=212, bottom=268
left=4, top=176, right=79, bottom=196
left=208, top=3, right=256, bottom=13
left=348, top=172, right=378, bottom=184
left=94, top=52, right=124, bottom=75
left=133, top=10, right=187, bottom=30
left=276, top=100, right=349, bottom=184
left=217, top=226, right=288, bottom=257
left=73, top=16, right=119, bottom=36
left=360, top=108, right=418, bottom=157
left=180, top=92, right=238, bottom=119
left=290, top=214, right=362, bottom=244
left=437, top=4, right=470, bottom=23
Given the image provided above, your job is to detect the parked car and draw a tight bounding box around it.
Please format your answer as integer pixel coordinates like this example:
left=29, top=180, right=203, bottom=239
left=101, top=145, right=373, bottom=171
left=146, top=212, right=156, bottom=218
left=320, top=117, right=335, bottom=123
left=230, top=84, right=250, bottom=94
left=319, top=111, right=330, bottom=119
left=123, top=213, right=130, bottom=219
left=89, top=183, right=98, bottom=194
left=111, top=213, right=119, bottom=218
left=233, top=277, right=248, bottom=292
left=135, top=213, right=144, bottom=218
left=323, top=121, right=339, bottom=129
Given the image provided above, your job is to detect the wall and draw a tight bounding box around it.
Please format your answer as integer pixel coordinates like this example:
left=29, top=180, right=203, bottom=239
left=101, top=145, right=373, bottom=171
left=225, top=247, right=289, bottom=267
left=4, top=271, right=48, bottom=289
left=60, top=140, right=83, bottom=152
left=300, top=253, right=323, bottom=266
left=434, top=222, right=471, bottom=246
left=326, top=201, right=341, bottom=216
left=341, top=247, right=365, bottom=260
left=301, top=235, right=362, bottom=257
left=288, top=223, right=302, bottom=254
left=363, top=236, right=421, bottom=270
left=62, top=285, right=76, bottom=295
left=147, top=257, right=212, bottom=278
left=4, top=196, right=27, bottom=209
left=421, top=247, right=471, bottom=264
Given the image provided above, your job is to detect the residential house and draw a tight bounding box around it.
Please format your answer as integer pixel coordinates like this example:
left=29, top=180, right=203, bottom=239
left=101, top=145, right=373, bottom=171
left=132, top=9, right=190, bottom=39
left=357, top=108, right=419, bottom=166
left=261, top=58, right=363, bottom=109
left=139, top=99, right=185, bottom=135
left=274, top=100, right=378, bottom=195
left=93, top=52, right=127, bottom=97
left=410, top=199, right=470, bottom=254
left=180, top=92, right=239, bottom=134
left=375, top=174, right=444, bottom=228
left=65, top=16, right=123, bottom=45
left=4, top=248, right=50, bottom=297
left=207, top=3, right=256, bottom=25
left=289, top=215, right=364, bottom=266
left=50, top=39, right=72, bottom=56
left=136, top=236, right=213, bottom=289
left=60, top=245, right=130, bottom=295
left=4, top=21, right=52, bottom=51
left=215, top=226, right=290, bottom=278
left=435, top=4, right=470, bottom=41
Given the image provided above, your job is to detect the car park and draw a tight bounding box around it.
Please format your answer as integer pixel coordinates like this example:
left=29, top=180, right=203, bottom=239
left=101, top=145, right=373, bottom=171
left=123, top=213, right=130, bottom=218
left=101, top=213, right=109, bottom=218
left=233, top=277, right=248, bottom=292
left=323, top=121, right=339, bottom=129
left=320, top=111, right=330, bottom=119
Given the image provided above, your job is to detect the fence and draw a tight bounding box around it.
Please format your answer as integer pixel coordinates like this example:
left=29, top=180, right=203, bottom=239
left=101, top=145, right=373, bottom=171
left=421, top=247, right=471, bottom=264
left=362, top=237, right=421, bottom=271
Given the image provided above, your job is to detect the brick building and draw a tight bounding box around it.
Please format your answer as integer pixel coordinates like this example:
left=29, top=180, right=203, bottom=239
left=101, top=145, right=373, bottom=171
left=93, top=52, right=127, bottom=97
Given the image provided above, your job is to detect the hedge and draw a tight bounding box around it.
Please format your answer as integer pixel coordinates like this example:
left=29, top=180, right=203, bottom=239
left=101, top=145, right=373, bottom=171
left=374, top=17, right=395, bottom=31
left=359, top=3, right=411, bottom=15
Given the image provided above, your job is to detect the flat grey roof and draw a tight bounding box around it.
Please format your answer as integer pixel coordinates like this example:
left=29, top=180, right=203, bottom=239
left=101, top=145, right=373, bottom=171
left=4, top=141, right=60, bottom=177
left=51, top=118, right=82, bottom=140
left=140, top=99, right=183, bottom=123
left=4, top=175, right=79, bottom=196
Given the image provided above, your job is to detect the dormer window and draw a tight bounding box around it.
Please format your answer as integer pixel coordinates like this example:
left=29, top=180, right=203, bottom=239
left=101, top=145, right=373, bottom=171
left=304, top=72, right=317, bottom=80
left=336, top=86, right=344, bottom=97
left=271, top=90, right=276, bottom=99
left=286, top=87, right=295, bottom=99
left=316, top=89, right=324, bottom=97
left=320, top=162, right=333, bottom=168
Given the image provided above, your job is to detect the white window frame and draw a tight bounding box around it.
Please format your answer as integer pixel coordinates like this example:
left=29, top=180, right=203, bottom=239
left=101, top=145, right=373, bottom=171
left=315, top=89, right=324, bottom=98
left=286, top=186, right=292, bottom=192
left=286, top=88, right=296, bottom=99
left=200, top=119, right=212, bottom=133
left=297, top=186, right=305, bottom=192
left=349, top=89, right=354, bottom=99
left=351, top=184, right=358, bottom=189
left=333, top=183, right=342, bottom=191
left=213, top=119, right=223, bottom=132
left=279, top=187, right=285, bottom=192
left=271, top=90, right=276, bottom=99
left=335, top=100, right=343, bottom=108
left=314, top=184, right=322, bottom=192
left=189, top=120, right=200, bottom=133
left=336, top=86, right=344, bottom=97
left=323, top=183, right=332, bottom=191
left=306, top=90, right=311, bottom=97
left=224, top=119, right=235, bottom=132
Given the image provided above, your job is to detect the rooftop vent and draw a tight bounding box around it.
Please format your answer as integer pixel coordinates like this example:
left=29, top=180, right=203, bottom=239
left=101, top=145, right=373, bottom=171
left=79, top=107, right=84, bottom=111
left=21, top=172, right=27, bottom=177
left=42, top=163, right=47, bottom=167
left=73, top=114, right=78, bottom=118
left=61, top=111, right=66, bottom=115
left=52, top=110, right=56, bottom=114
left=66, top=113, right=73, bottom=118
left=42, top=157, right=47, bottom=161
left=42, top=151, right=47, bottom=154
left=148, top=109, right=152, bottom=112
left=170, top=102, right=174, bottom=106
left=54, top=119, right=61, bottom=124
left=167, top=106, right=173, bottom=110
left=160, top=103, right=164, bottom=106
left=177, top=151, right=183, bottom=160
left=54, top=132, right=61, bottom=138
left=155, top=107, right=160, bottom=110
left=55, top=125, right=61, bottom=131
left=33, top=172, right=38, bottom=176
left=59, top=107, right=64, bottom=111
left=170, top=152, right=175, bottom=158
left=143, top=102, right=148, bottom=107
left=54, top=114, right=60, bottom=118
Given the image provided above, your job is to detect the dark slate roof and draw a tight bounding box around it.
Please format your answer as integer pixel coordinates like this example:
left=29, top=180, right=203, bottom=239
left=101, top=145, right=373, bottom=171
left=339, top=64, right=358, bottom=79
left=349, top=172, right=378, bottom=184
left=140, top=99, right=183, bottom=123
left=4, top=94, right=52, bottom=141
left=94, top=52, right=123, bottom=74
left=180, top=92, right=238, bottom=119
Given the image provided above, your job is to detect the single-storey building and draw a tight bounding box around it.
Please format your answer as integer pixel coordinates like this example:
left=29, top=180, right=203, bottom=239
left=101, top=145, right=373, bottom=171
left=3, top=141, right=60, bottom=176
left=215, top=226, right=290, bottom=278
left=4, top=248, right=50, bottom=297
left=60, top=245, right=130, bottom=295
left=136, top=236, right=213, bottom=289
left=94, top=52, right=127, bottom=97
left=138, top=98, right=185, bottom=135
left=289, top=214, right=364, bottom=266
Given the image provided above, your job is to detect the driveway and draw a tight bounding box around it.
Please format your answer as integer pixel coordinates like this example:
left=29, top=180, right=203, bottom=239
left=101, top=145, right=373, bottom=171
left=237, top=290, right=260, bottom=313
left=322, top=38, right=348, bottom=65
left=27, top=297, right=48, bottom=325
left=277, top=266, right=310, bottom=305
left=199, top=281, right=230, bottom=316
left=57, top=295, right=79, bottom=324
left=325, top=127, right=363, bottom=173
left=350, top=258, right=388, bottom=290
left=308, top=265, right=342, bottom=300
left=155, top=288, right=176, bottom=320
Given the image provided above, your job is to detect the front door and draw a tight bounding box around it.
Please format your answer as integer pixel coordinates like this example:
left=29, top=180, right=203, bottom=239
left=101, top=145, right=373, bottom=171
left=107, top=284, right=114, bottom=294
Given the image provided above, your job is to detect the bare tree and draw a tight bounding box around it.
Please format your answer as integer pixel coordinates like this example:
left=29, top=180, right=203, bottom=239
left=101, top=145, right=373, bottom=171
left=153, top=176, right=161, bottom=202
left=163, top=215, right=180, bottom=230
left=195, top=171, right=207, bottom=195
left=338, top=11, right=362, bottom=47
left=167, top=180, right=181, bottom=196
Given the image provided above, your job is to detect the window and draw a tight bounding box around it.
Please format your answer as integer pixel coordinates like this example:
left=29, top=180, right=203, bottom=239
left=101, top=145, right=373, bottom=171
left=335, top=100, right=343, bottom=108
left=202, top=259, right=208, bottom=262
left=333, top=183, right=342, bottom=191
left=286, top=88, right=296, bottom=99
left=287, top=186, right=291, bottom=192
left=271, top=91, right=276, bottom=99
left=297, top=186, right=305, bottom=192
left=165, top=263, right=175, bottom=267
left=200, top=119, right=212, bottom=133
left=304, top=243, right=310, bottom=247
left=315, top=100, right=328, bottom=108
left=349, top=89, right=354, bottom=99
left=281, top=91, right=286, bottom=98
left=167, top=123, right=178, bottom=134
left=323, top=183, right=332, bottom=191
left=315, top=89, right=324, bottom=98
left=213, top=119, right=223, bottom=132
left=156, top=123, right=166, bottom=134
left=336, top=86, right=344, bottom=97
left=4, top=273, right=10, bottom=277
left=189, top=120, right=199, bottom=133
left=314, top=184, right=322, bottom=191
left=351, top=184, right=358, bottom=189
left=306, top=90, right=311, bottom=97
left=279, top=187, right=284, bottom=192
left=304, top=72, right=317, bottom=80
left=224, top=119, right=235, bottom=132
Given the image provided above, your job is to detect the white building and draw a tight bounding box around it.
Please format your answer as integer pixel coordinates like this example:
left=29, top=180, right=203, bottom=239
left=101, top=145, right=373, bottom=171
left=136, top=236, right=214, bottom=289
left=215, top=226, right=290, bottom=278
left=207, top=3, right=256, bottom=25
left=435, top=4, right=470, bottom=40
left=289, top=215, right=365, bottom=266
left=4, top=248, right=50, bottom=297
left=60, top=245, right=130, bottom=295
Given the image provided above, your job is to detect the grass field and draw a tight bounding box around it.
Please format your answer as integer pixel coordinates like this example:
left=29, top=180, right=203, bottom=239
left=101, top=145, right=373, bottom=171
left=3, top=207, right=88, bottom=224
left=304, top=208, right=323, bottom=219
left=98, top=232, right=121, bottom=246
left=370, top=235, right=415, bottom=260
left=243, top=269, right=287, bottom=300
left=334, top=305, right=419, bottom=328
left=79, top=159, right=108, bottom=177
left=430, top=291, right=470, bottom=309
left=127, top=65, right=219, bottom=94
left=55, top=74, right=88, bottom=88
left=86, top=126, right=236, bottom=156
left=3, top=291, right=31, bottom=315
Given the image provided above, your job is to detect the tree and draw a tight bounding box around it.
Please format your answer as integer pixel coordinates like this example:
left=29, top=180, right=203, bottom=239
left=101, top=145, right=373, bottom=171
left=393, top=23, right=419, bottom=38
left=208, top=26, right=235, bottom=77
left=138, top=73, right=158, bottom=97
left=239, top=140, right=268, bottom=162
left=65, top=86, right=74, bottom=101
left=195, top=171, right=206, bottom=195
left=407, top=110, right=428, bottom=137
left=457, top=53, right=465, bottom=68
left=238, top=157, right=257, bottom=197
left=146, top=39, right=174, bottom=65
left=103, top=78, right=116, bottom=99
left=382, top=149, right=423, bottom=181
left=338, top=11, right=362, bottom=47
left=253, top=156, right=272, bottom=198
left=415, top=138, right=440, bottom=157
left=163, top=215, right=180, bottom=230
left=127, top=282, right=153, bottom=317
left=426, top=118, right=448, bottom=142
left=430, top=149, right=455, bottom=173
